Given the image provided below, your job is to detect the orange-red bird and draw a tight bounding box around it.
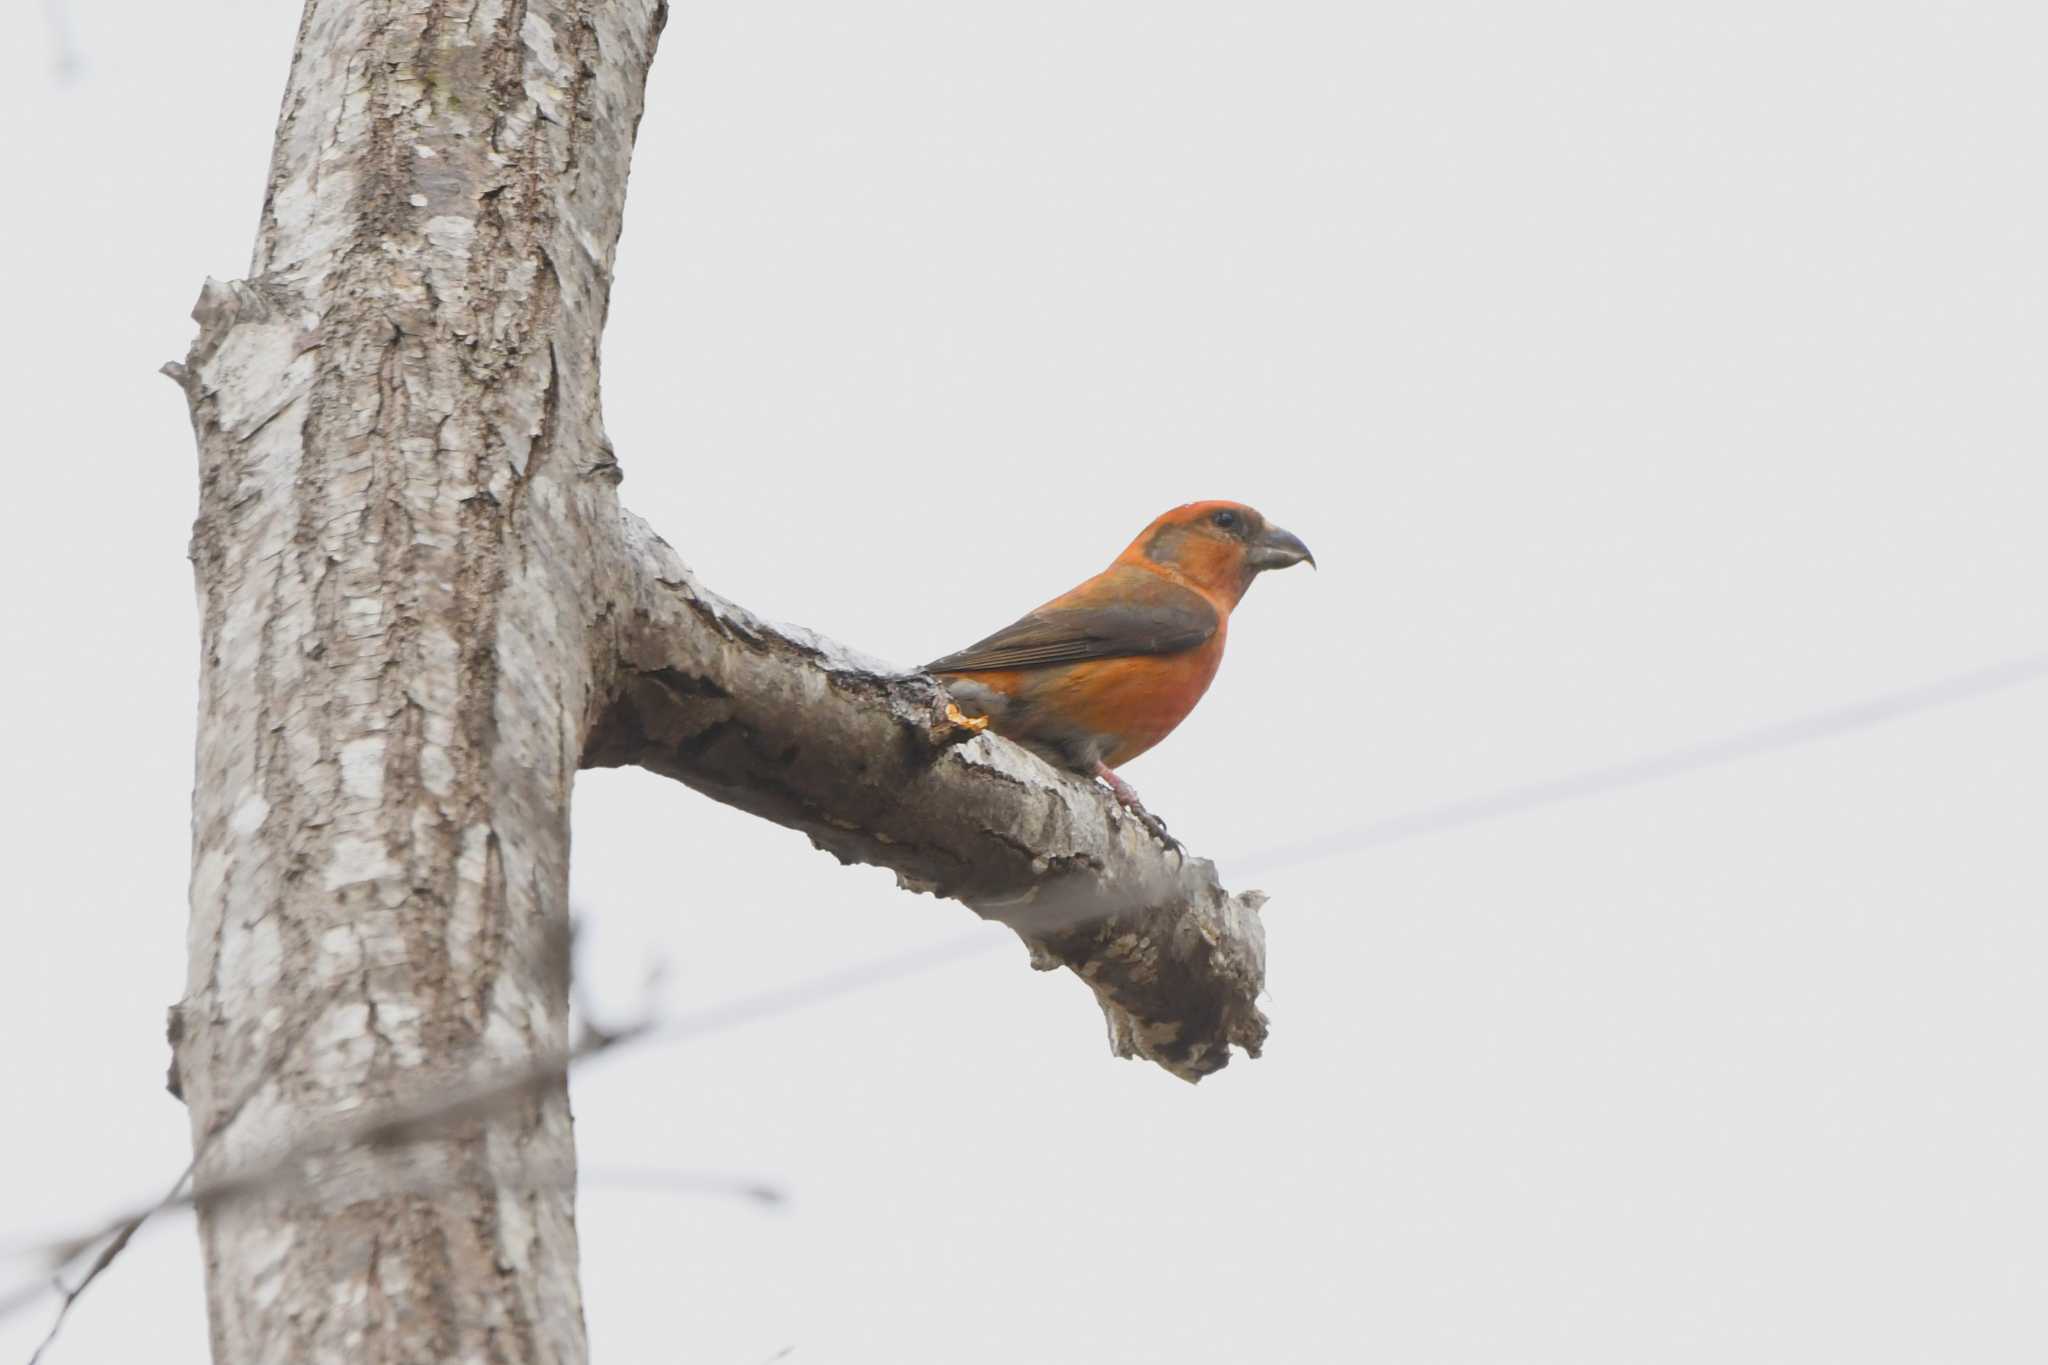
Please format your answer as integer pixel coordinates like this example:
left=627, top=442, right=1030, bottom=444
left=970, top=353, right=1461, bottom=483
left=927, top=501, right=1314, bottom=838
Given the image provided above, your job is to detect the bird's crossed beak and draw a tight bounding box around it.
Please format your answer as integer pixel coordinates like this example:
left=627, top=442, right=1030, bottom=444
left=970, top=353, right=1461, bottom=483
left=1248, top=524, right=1316, bottom=572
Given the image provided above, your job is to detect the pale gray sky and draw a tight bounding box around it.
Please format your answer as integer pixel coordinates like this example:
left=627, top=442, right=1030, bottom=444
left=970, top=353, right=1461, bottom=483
left=4, top=3, right=2046, bottom=1362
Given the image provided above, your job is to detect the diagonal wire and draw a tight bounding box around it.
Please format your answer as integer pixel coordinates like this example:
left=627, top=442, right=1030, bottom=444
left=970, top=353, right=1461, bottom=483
left=1234, top=650, right=2048, bottom=876
left=626, top=650, right=2048, bottom=1031
left=636, top=648, right=2048, bottom=1022
left=598, top=649, right=2048, bottom=1049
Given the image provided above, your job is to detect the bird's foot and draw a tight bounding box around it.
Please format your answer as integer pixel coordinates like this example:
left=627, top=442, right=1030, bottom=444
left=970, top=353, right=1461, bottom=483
left=944, top=702, right=989, bottom=733
left=1094, top=762, right=1180, bottom=852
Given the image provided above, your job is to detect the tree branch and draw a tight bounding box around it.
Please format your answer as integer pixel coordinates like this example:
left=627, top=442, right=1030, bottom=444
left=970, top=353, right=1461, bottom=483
left=585, top=514, right=1270, bottom=1082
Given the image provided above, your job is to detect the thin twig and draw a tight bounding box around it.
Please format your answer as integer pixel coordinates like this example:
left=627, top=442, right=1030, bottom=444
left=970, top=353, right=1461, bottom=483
left=16, top=1161, right=186, bottom=1362
left=6, top=1016, right=665, bottom=1335
left=21, top=1009, right=314, bottom=1360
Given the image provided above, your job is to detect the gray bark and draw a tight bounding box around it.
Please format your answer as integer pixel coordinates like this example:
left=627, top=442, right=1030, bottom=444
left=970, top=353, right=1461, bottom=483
left=169, top=2, right=1267, bottom=1361
left=169, top=2, right=665, bottom=1360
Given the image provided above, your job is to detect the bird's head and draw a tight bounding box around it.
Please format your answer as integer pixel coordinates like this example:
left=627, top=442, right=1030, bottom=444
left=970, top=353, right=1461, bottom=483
left=1120, top=500, right=1315, bottom=605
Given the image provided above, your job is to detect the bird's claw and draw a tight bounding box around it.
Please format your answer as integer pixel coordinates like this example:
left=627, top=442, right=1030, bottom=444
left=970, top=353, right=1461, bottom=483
left=944, top=702, right=989, bottom=733
left=1093, top=762, right=1181, bottom=853
left=1130, top=805, right=1182, bottom=853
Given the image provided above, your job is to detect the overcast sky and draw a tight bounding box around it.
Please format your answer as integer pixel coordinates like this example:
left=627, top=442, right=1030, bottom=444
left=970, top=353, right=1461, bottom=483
left=4, top=3, right=2046, bottom=1362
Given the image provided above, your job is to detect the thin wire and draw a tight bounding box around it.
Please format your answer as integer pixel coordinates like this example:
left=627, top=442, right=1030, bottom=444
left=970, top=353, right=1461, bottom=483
left=1234, top=650, right=2048, bottom=877
left=633, top=650, right=2048, bottom=1031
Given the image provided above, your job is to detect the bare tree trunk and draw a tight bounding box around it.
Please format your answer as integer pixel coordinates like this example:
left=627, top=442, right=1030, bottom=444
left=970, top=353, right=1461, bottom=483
left=169, top=3, right=1269, bottom=1361
left=168, top=3, right=667, bottom=1360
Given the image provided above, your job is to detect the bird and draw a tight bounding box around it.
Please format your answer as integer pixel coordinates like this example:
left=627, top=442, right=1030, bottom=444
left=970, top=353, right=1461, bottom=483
left=926, top=500, right=1314, bottom=843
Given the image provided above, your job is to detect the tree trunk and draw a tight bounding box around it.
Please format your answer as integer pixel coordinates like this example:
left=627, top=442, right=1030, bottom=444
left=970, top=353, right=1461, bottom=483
left=170, top=3, right=1270, bottom=1361
left=169, top=2, right=667, bottom=1360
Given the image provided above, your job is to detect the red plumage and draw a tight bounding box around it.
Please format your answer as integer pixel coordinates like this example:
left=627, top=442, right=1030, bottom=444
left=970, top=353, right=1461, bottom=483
left=928, top=500, right=1313, bottom=838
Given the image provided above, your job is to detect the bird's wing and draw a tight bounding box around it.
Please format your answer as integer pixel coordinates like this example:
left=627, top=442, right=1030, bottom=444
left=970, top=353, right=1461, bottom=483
left=926, top=569, right=1219, bottom=672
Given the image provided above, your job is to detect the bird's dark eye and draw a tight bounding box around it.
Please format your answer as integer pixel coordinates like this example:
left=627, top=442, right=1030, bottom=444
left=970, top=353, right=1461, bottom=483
left=1211, top=509, right=1239, bottom=531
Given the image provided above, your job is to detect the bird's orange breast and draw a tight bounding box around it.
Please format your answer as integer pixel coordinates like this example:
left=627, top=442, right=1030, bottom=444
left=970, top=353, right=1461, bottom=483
left=948, top=625, right=1227, bottom=769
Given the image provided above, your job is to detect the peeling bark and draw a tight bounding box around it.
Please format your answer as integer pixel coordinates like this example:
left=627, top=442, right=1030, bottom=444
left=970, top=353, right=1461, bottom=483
left=172, top=2, right=665, bottom=1361
left=177, top=2, right=1267, bottom=1361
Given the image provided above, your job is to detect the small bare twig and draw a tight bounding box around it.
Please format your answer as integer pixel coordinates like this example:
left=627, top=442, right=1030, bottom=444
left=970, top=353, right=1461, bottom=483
left=584, top=1168, right=785, bottom=1207
left=5, top=941, right=883, bottom=1340
left=16, top=1162, right=184, bottom=1363
left=19, top=1006, right=317, bottom=1360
